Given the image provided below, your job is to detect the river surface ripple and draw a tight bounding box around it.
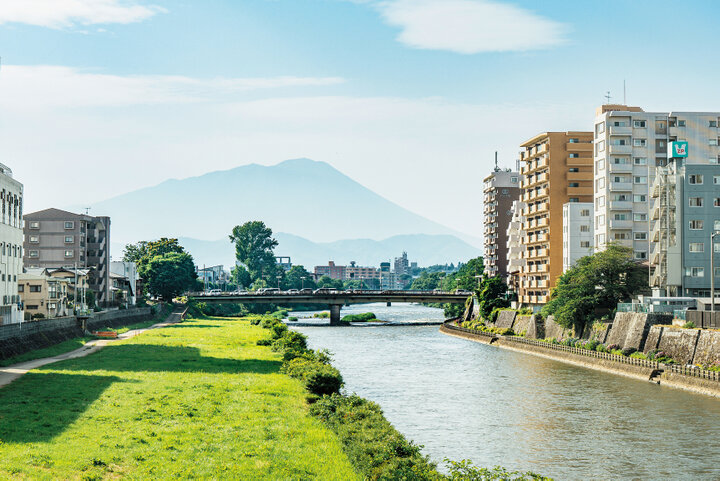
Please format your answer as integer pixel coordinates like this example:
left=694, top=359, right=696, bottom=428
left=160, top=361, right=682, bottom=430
left=292, top=303, right=720, bottom=481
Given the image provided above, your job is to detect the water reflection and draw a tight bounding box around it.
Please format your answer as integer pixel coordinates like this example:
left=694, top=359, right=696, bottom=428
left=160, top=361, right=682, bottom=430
left=294, top=304, right=720, bottom=480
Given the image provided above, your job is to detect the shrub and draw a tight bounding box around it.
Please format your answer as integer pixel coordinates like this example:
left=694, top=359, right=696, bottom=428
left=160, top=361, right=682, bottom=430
left=305, top=366, right=344, bottom=396
left=595, top=344, right=607, bottom=353
left=496, top=328, right=514, bottom=336
left=272, top=331, right=308, bottom=357
left=270, top=322, right=288, bottom=339
left=313, top=312, right=330, bottom=318
left=621, top=347, right=637, bottom=357
left=341, top=312, right=377, bottom=322
left=31, top=313, right=46, bottom=320
left=630, top=351, right=648, bottom=360
left=583, top=340, right=599, bottom=351
left=683, top=321, right=697, bottom=329
left=288, top=316, right=298, bottom=322
left=606, top=344, right=620, bottom=351
left=256, top=339, right=272, bottom=346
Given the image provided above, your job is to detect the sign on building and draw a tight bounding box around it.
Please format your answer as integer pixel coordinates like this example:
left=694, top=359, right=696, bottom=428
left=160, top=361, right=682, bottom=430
left=668, top=141, right=688, bottom=158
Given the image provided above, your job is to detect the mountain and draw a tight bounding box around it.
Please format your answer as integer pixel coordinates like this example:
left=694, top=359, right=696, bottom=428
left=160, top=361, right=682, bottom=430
left=171, top=233, right=481, bottom=270
left=88, top=158, right=479, bottom=247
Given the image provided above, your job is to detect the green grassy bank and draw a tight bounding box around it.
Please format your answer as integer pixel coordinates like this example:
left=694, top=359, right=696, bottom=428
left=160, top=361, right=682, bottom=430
left=0, top=316, right=358, bottom=480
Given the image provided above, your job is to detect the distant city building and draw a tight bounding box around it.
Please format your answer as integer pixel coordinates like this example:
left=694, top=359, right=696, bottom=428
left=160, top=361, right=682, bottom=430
left=379, top=262, right=394, bottom=289
left=0, top=163, right=23, bottom=324
left=518, top=131, right=594, bottom=307
left=111, top=261, right=138, bottom=306
left=345, top=261, right=379, bottom=281
left=393, top=251, right=410, bottom=276
left=19, top=268, right=71, bottom=320
left=562, top=202, right=594, bottom=272
left=23, top=208, right=111, bottom=305
left=197, top=265, right=228, bottom=287
left=314, top=261, right=346, bottom=280
left=275, top=256, right=292, bottom=272
left=505, top=199, right=526, bottom=298
left=593, top=105, right=720, bottom=259
left=650, top=161, right=720, bottom=297
left=483, top=169, right=520, bottom=279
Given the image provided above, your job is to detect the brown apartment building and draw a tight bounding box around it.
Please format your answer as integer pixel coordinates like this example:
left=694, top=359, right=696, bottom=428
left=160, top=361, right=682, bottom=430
left=23, top=208, right=111, bottom=305
left=518, top=132, right=593, bottom=307
left=483, top=170, right=520, bottom=279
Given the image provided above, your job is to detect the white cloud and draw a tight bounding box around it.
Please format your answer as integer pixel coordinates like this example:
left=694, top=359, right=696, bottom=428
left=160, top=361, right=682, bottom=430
left=376, top=0, right=567, bottom=53
left=0, top=0, right=166, bottom=28
left=0, top=65, right=345, bottom=109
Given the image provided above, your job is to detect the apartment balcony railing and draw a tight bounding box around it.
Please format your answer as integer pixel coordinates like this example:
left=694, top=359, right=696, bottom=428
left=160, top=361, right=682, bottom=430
left=609, top=144, right=632, bottom=155
left=609, top=219, right=633, bottom=229
left=609, top=200, right=633, bottom=211
left=608, top=162, right=633, bottom=173
left=609, top=181, right=633, bottom=192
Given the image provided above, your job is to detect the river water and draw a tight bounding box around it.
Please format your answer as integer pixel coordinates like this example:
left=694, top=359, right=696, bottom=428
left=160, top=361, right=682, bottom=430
left=293, top=303, right=720, bottom=480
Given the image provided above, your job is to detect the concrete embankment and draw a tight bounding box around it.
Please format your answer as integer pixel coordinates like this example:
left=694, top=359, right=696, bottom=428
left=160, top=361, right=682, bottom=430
left=440, top=323, right=720, bottom=399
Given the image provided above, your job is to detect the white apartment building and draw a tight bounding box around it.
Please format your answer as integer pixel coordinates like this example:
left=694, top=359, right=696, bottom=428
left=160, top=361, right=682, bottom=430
left=562, top=202, right=594, bottom=272
left=0, top=163, right=24, bottom=324
left=505, top=200, right=526, bottom=298
left=593, top=105, right=720, bottom=263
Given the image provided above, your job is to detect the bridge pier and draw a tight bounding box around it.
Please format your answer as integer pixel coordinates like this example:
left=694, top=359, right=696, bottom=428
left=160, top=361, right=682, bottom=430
left=387, top=302, right=391, bottom=307
left=329, top=304, right=342, bottom=326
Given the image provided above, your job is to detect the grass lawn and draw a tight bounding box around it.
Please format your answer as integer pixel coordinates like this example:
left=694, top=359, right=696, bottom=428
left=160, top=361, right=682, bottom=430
left=0, top=316, right=359, bottom=480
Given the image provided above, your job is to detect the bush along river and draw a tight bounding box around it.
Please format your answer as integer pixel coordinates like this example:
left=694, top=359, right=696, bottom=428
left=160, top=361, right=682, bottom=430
left=293, top=303, right=720, bottom=480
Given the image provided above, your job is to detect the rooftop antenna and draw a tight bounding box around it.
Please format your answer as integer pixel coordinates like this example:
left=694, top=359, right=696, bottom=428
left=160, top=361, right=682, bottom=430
left=494, top=151, right=499, bottom=172
left=84, top=207, right=91, bottom=215
left=604, top=91, right=612, bottom=104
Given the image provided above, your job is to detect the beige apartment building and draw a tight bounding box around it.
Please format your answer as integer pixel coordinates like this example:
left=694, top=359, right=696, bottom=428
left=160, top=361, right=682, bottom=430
left=518, top=131, right=594, bottom=307
left=483, top=170, right=520, bottom=279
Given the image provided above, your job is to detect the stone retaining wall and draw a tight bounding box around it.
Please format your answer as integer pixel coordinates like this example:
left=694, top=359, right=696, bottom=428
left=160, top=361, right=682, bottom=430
left=495, top=310, right=516, bottom=329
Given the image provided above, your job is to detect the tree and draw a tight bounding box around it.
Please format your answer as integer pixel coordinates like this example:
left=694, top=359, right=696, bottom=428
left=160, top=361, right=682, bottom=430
left=145, top=252, right=197, bottom=301
left=124, top=238, right=187, bottom=279
left=478, top=276, right=510, bottom=321
left=410, top=271, right=446, bottom=290
left=230, top=265, right=252, bottom=290
left=317, top=276, right=343, bottom=289
left=286, top=265, right=316, bottom=290
left=229, top=221, right=279, bottom=282
left=542, top=244, right=648, bottom=334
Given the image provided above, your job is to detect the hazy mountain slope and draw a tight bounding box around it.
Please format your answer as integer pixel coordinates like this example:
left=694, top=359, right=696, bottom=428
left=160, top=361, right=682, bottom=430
left=89, top=158, right=478, bottom=246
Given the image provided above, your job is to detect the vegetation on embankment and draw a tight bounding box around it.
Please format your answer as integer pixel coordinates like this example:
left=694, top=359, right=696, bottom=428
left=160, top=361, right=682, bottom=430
left=0, top=315, right=359, bottom=480
left=341, top=312, right=378, bottom=322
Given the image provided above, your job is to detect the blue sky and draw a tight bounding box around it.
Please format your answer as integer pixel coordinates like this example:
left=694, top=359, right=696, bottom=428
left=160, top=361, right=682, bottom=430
left=3, top=0, right=720, bottom=240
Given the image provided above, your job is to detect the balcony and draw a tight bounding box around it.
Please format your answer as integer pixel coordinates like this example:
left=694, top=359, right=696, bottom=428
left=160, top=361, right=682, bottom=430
left=609, top=200, right=633, bottom=210
left=609, top=181, right=633, bottom=192
left=609, top=219, right=633, bottom=229
left=608, top=162, right=633, bottom=173
left=609, top=126, right=632, bottom=135
left=567, top=171, right=593, bottom=182
left=568, top=186, right=592, bottom=196
left=567, top=142, right=593, bottom=152
left=609, top=144, right=632, bottom=155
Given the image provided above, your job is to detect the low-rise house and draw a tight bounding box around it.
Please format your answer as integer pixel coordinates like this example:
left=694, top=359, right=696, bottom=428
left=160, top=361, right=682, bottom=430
left=110, top=261, right=138, bottom=306
left=110, top=272, right=135, bottom=307
left=18, top=268, right=71, bottom=320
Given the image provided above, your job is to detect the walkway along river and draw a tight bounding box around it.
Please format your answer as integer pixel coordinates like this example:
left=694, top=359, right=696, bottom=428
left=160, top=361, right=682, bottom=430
left=293, top=303, right=720, bottom=480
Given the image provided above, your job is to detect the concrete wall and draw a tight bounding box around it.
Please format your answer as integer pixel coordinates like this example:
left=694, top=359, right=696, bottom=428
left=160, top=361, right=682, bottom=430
left=544, top=315, right=567, bottom=340
left=495, top=310, right=516, bottom=329
left=645, top=325, right=720, bottom=367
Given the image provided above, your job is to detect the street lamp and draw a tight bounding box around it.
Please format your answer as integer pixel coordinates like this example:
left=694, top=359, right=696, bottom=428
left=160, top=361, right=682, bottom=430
left=276, top=275, right=282, bottom=290
left=711, top=231, right=719, bottom=314
left=301, top=276, right=306, bottom=289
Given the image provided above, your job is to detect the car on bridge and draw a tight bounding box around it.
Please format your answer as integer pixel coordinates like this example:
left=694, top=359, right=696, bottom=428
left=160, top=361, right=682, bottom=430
left=455, top=289, right=473, bottom=295
left=207, top=289, right=222, bottom=295
left=300, top=288, right=313, bottom=294
left=257, top=288, right=281, bottom=294
left=313, top=288, right=340, bottom=294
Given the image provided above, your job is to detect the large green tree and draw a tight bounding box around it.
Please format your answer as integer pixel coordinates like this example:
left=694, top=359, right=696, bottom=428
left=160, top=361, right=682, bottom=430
left=478, top=276, right=510, bottom=321
left=542, top=244, right=648, bottom=334
left=410, top=271, right=446, bottom=291
left=285, top=265, right=316, bottom=290
left=124, top=238, right=187, bottom=279
left=229, top=221, right=279, bottom=282
left=145, top=252, right=198, bottom=301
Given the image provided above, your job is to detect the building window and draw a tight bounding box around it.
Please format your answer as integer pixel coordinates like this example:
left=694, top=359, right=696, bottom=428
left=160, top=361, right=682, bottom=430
left=17, top=284, right=23, bottom=293
left=689, top=197, right=704, bottom=207
left=633, top=157, right=647, bottom=165
left=612, top=138, right=627, bottom=146
left=715, top=220, right=720, bottom=231
left=569, top=138, right=579, bottom=143
left=689, top=174, right=704, bottom=185
left=569, top=168, right=579, bottom=173
left=64, top=250, right=74, bottom=258
left=580, top=209, right=590, bottom=217
left=711, top=120, right=718, bottom=128
left=710, top=139, right=719, bottom=146
left=634, top=232, right=647, bottom=240
left=569, top=182, right=579, bottom=188
left=716, top=267, right=720, bottom=278
left=29, top=236, right=39, bottom=243
left=64, top=236, right=74, bottom=243
left=64, top=221, right=75, bottom=229
left=678, top=120, right=686, bottom=127
left=687, top=267, right=704, bottom=277
left=511, top=176, right=518, bottom=183
left=713, top=175, right=720, bottom=185
left=580, top=225, right=590, bottom=232
left=598, top=234, right=606, bottom=245
left=569, top=153, right=579, bottom=158
left=598, top=214, right=605, bottom=226
left=29, top=285, right=41, bottom=293
left=596, top=140, right=606, bottom=154
left=633, top=213, right=647, bottom=221
left=569, top=198, right=579, bottom=203
left=614, top=213, right=628, bottom=220
left=689, top=220, right=704, bottom=230
left=634, top=252, right=647, bottom=260
left=580, top=241, right=591, bottom=248
left=613, top=157, right=629, bottom=164
left=597, top=159, right=605, bottom=171
left=501, top=189, right=509, bottom=194
left=633, top=139, right=647, bottom=147
left=633, top=120, right=646, bottom=128
left=597, top=196, right=605, bottom=208
left=29, top=221, right=40, bottom=229
left=715, top=198, right=720, bottom=207
left=596, top=122, right=605, bottom=135
left=633, top=194, right=647, bottom=202
left=29, top=250, right=39, bottom=258
left=689, top=243, right=705, bottom=253
left=634, top=176, right=647, bottom=184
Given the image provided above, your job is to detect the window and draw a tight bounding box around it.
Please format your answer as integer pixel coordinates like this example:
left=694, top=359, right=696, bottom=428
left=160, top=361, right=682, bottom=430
left=511, top=176, right=518, bottom=183
left=598, top=234, right=606, bottom=245
left=29, top=221, right=39, bottom=229
left=633, top=194, right=647, bottom=202
left=64, top=221, right=75, bottom=229
left=580, top=241, right=591, bottom=248
left=714, top=176, right=720, bottom=185
left=711, top=120, right=718, bottom=128
left=64, top=236, right=74, bottom=243
left=17, top=284, right=23, bottom=293
left=29, top=250, right=39, bottom=258
left=715, top=198, right=720, bottom=207
left=596, top=122, right=605, bottom=135
left=501, top=189, right=509, bottom=194
left=689, top=174, right=704, bottom=185
left=29, top=285, right=41, bottom=293
left=634, top=176, right=647, bottom=184
left=716, top=244, right=720, bottom=254
left=710, top=139, right=718, bottom=146
left=569, top=182, right=579, bottom=188
left=614, top=213, right=628, bottom=220
left=598, top=214, right=605, bottom=226
left=689, top=197, right=704, bottom=207
left=678, top=120, right=686, bottom=127
left=569, top=168, right=579, bottom=173
left=633, top=139, right=647, bottom=147
left=716, top=267, right=720, bottom=278
left=29, top=235, right=39, bottom=243
left=596, top=178, right=606, bottom=190
left=597, top=159, right=605, bottom=171
left=596, top=140, right=605, bottom=154
left=613, top=157, right=629, bottom=164
left=612, top=138, right=627, bottom=145
left=634, top=252, right=647, bottom=260
left=634, top=232, right=647, bottom=240
left=687, top=267, right=704, bottom=277
left=690, top=220, right=704, bottom=230
left=597, top=196, right=606, bottom=208
left=613, top=121, right=627, bottom=127
left=689, top=243, right=705, bottom=253
left=64, top=250, right=74, bottom=258
left=580, top=225, right=590, bottom=233
left=569, top=153, right=579, bottom=158
left=633, top=120, right=646, bottom=128
left=715, top=220, right=720, bottom=231
left=569, top=198, right=579, bottom=203
left=633, top=157, right=647, bottom=165
left=569, top=138, right=579, bottom=143
left=634, top=213, right=647, bottom=221
left=580, top=209, right=590, bottom=217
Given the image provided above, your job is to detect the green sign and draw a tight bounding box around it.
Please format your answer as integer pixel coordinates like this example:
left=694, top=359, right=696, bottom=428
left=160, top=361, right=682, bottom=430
left=668, top=141, right=688, bottom=158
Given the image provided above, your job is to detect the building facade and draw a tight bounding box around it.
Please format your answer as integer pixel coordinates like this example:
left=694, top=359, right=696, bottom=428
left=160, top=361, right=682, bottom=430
left=0, top=163, right=23, bottom=324
left=314, top=261, right=346, bottom=280
left=593, top=105, right=720, bottom=262
left=518, top=131, right=594, bottom=307
left=18, top=268, right=71, bottom=320
left=483, top=170, right=520, bottom=279
left=393, top=252, right=410, bottom=277
left=344, top=261, right=379, bottom=281
left=562, top=202, right=594, bottom=272
left=505, top=199, right=526, bottom=299
left=23, top=209, right=111, bottom=304
left=111, top=261, right=138, bottom=306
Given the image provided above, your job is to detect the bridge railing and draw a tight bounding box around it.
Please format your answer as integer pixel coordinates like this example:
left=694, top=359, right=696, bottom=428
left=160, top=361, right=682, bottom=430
left=188, top=289, right=466, bottom=297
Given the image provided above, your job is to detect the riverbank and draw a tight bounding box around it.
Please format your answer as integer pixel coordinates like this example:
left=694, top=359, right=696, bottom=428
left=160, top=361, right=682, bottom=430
left=441, top=321, right=720, bottom=398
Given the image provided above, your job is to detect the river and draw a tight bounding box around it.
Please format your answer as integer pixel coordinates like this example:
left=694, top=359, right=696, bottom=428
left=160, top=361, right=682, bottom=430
left=292, top=303, right=720, bottom=480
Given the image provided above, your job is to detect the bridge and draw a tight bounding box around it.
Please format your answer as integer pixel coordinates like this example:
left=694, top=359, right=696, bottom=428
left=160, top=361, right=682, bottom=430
left=188, top=290, right=470, bottom=325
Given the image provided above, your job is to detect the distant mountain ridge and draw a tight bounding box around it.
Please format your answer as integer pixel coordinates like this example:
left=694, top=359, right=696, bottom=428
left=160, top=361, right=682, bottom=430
left=173, top=233, right=481, bottom=270
left=88, top=158, right=480, bottom=247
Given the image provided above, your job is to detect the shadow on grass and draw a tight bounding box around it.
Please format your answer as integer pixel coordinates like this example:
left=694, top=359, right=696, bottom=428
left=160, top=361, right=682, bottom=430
left=0, top=372, right=134, bottom=443
left=44, top=344, right=282, bottom=375
left=163, top=324, right=223, bottom=329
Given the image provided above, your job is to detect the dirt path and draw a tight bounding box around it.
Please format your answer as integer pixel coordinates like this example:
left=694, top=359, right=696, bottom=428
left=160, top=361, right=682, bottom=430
left=0, top=306, right=186, bottom=389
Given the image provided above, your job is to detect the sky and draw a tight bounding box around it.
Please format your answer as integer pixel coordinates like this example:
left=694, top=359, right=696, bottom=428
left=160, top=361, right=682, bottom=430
left=3, top=0, right=720, bottom=240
